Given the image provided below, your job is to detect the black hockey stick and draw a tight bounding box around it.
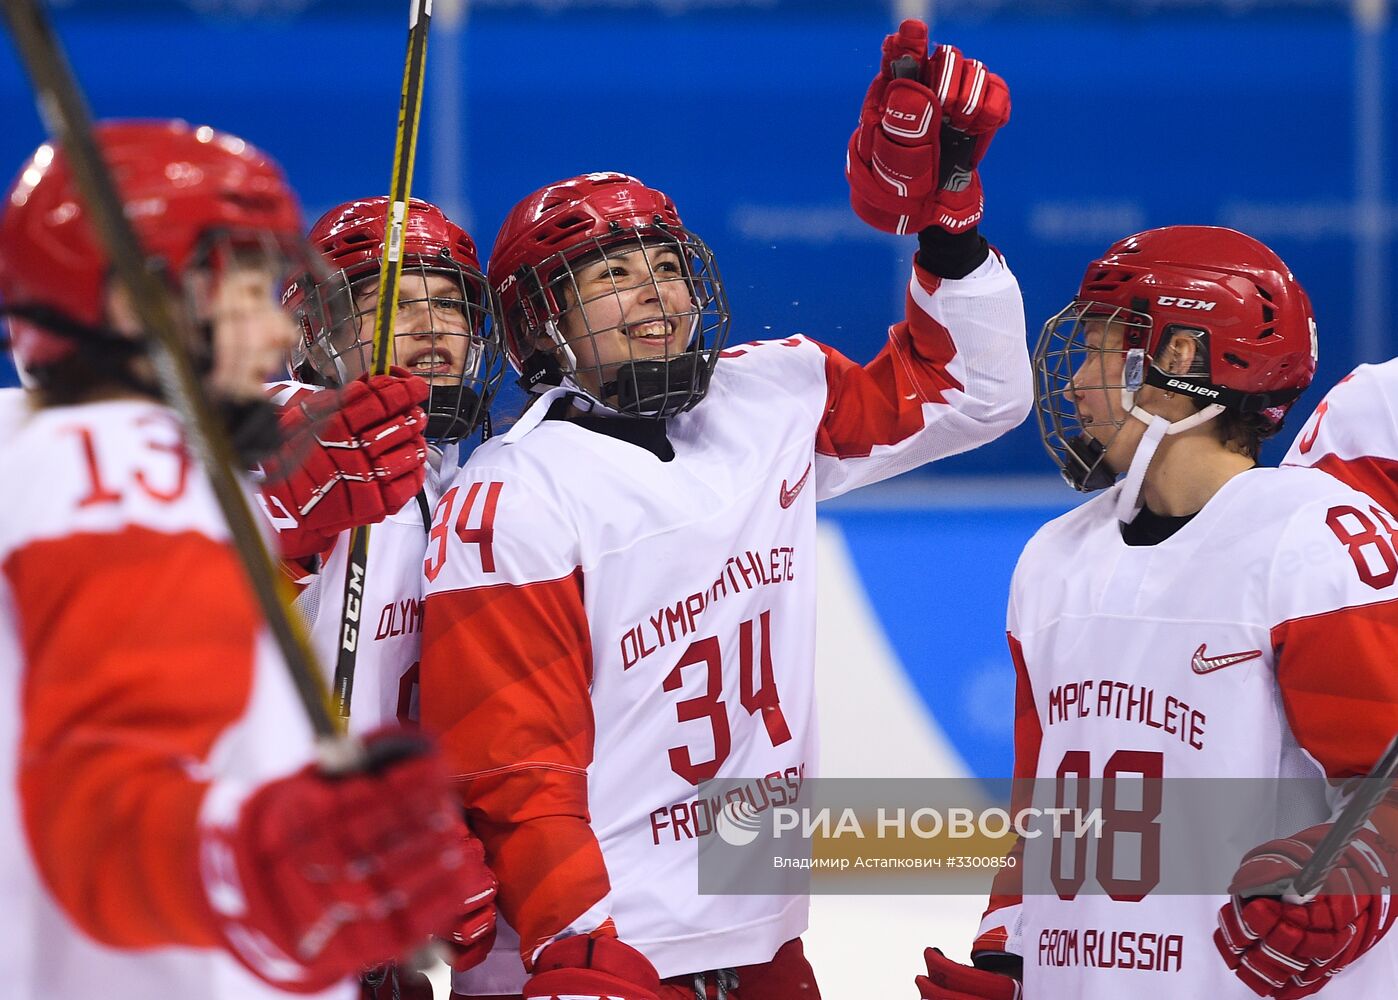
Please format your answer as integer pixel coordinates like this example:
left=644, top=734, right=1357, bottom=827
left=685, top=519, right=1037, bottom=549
left=1244, top=731, right=1398, bottom=901
left=1, top=0, right=339, bottom=741
left=331, top=0, right=433, bottom=720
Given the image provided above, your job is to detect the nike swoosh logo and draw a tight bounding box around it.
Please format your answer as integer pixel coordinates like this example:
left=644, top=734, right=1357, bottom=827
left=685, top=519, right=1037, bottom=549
left=779, top=463, right=813, bottom=509
left=1191, top=644, right=1263, bottom=675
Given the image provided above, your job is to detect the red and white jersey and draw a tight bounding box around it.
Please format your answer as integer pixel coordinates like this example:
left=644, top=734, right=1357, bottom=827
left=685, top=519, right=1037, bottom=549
left=262, top=381, right=458, bottom=733
left=421, top=254, right=1031, bottom=977
left=1283, top=360, right=1398, bottom=512
left=977, top=466, right=1398, bottom=997
left=0, top=392, right=349, bottom=1000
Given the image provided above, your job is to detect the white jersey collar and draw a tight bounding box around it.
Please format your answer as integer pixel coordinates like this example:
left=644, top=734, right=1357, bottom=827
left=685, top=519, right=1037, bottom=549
left=499, top=385, right=574, bottom=445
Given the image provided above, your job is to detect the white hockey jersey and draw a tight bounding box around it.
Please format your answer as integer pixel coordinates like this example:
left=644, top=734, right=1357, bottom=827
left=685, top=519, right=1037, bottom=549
left=263, top=381, right=459, bottom=732
left=1283, top=359, right=1398, bottom=512
left=0, top=390, right=349, bottom=1000
left=420, top=253, right=1031, bottom=978
left=976, top=466, right=1398, bottom=997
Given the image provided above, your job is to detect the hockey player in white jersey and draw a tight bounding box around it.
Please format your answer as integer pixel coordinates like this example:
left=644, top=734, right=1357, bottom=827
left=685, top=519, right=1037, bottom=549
left=914, top=225, right=1398, bottom=999
left=262, top=197, right=506, bottom=990
left=1283, top=360, right=1398, bottom=510
left=268, top=196, right=504, bottom=730
left=421, top=20, right=1030, bottom=1000
left=0, top=121, right=492, bottom=1000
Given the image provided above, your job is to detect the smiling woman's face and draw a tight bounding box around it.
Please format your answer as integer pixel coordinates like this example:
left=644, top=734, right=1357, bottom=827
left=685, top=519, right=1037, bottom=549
left=337, top=270, right=477, bottom=382
left=550, top=243, right=695, bottom=397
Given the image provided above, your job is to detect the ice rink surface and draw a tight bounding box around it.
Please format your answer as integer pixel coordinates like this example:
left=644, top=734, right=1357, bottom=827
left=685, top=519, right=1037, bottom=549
left=806, top=893, right=988, bottom=996
left=796, top=520, right=999, bottom=995
left=427, top=895, right=984, bottom=997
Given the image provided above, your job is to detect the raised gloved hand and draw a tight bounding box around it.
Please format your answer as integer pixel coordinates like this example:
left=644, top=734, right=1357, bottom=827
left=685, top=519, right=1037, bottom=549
left=1214, top=818, right=1398, bottom=998
left=437, top=835, right=499, bottom=973
left=259, top=369, right=429, bottom=560
left=522, top=935, right=662, bottom=1000
left=199, top=729, right=484, bottom=994
left=917, top=948, right=1022, bottom=1000
left=847, top=19, right=1010, bottom=236
left=921, top=43, right=1011, bottom=234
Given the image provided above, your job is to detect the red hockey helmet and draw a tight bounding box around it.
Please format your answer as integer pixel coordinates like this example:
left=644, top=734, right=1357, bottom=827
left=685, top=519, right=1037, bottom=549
left=488, top=172, right=730, bottom=418
left=292, top=196, right=483, bottom=296
left=0, top=119, right=305, bottom=375
left=283, top=196, right=503, bottom=442
left=1034, top=225, right=1318, bottom=490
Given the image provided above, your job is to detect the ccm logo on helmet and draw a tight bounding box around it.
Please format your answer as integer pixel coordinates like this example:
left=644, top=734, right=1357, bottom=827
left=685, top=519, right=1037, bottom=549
left=1164, top=378, right=1221, bottom=399
left=1157, top=296, right=1216, bottom=311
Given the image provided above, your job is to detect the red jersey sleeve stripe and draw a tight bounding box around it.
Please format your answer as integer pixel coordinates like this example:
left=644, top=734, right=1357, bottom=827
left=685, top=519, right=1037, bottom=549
left=1310, top=453, right=1398, bottom=517
left=982, top=632, right=1039, bottom=923
left=1272, top=595, right=1398, bottom=781
left=420, top=568, right=611, bottom=967
left=814, top=275, right=965, bottom=461
left=6, top=528, right=257, bottom=949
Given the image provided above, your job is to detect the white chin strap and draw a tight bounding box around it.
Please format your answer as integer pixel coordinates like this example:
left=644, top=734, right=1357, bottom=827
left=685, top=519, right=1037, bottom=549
left=533, top=319, right=630, bottom=417
left=1113, top=388, right=1226, bottom=523
left=14, top=356, right=37, bottom=389
left=536, top=317, right=591, bottom=398
left=330, top=351, right=354, bottom=385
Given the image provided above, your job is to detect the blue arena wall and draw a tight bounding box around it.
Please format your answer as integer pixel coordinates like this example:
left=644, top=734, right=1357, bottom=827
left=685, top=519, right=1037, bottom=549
left=1, top=5, right=1393, bottom=477
left=819, top=504, right=1070, bottom=780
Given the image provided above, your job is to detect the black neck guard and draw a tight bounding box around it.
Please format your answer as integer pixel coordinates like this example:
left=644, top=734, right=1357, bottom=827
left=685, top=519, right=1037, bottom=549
left=543, top=394, right=675, bottom=462
left=1121, top=505, right=1197, bottom=547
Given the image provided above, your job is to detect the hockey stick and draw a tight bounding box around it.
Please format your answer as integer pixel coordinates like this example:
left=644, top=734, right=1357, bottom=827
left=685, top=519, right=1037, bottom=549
left=1244, top=730, right=1398, bottom=901
left=331, top=0, right=433, bottom=720
left=1, top=0, right=339, bottom=741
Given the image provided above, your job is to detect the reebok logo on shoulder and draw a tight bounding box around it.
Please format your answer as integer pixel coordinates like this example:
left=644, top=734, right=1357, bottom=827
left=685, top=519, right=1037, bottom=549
left=779, top=463, right=812, bottom=509
left=1191, top=644, right=1262, bottom=675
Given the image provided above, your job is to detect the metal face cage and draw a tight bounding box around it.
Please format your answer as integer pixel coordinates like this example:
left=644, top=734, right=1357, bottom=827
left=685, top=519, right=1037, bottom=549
left=1032, top=299, right=1153, bottom=492
left=294, top=254, right=504, bottom=442
left=510, top=225, right=731, bottom=419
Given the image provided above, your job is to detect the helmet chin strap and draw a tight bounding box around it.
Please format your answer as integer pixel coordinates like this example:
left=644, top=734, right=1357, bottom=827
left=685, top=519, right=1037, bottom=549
left=14, top=355, right=37, bottom=389
left=534, top=318, right=624, bottom=413
left=543, top=319, right=581, bottom=384
left=1113, top=386, right=1226, bottom=523
left=1113, top=413, right=1170, bottom=524
left=331, top=352, right=353, bottom=385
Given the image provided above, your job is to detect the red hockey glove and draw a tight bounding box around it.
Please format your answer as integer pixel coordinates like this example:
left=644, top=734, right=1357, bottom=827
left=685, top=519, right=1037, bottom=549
left=847, top=19, right=936, bottom=236
left=917, top=948, right=1022, bottom=1000
left=437, top=835, right=499, bottom=973
left=522, top=935, right=662, bottom=1000
left=846, top=20, right=1010, bottom=235
left=259, top=369, right=429, bottom=560
left=1214, top=820, right=1398, bottom=998
left=200, top=729, right=481, bottom=994
left=923, top=43, right=1010, bottom=234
